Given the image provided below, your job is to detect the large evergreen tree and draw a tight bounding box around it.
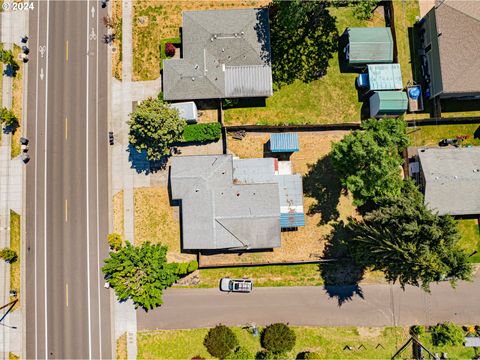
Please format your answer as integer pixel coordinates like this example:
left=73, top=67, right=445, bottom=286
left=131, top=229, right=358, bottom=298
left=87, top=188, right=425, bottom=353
left=331, top=118, right=410, bottom=206
left=102, top=241, right=179, bottom=310
left=128, top=97, right=185, bottom=161
left=270, top=0, right=338, bottom=86
left=347, top=180, right=472, bottom=291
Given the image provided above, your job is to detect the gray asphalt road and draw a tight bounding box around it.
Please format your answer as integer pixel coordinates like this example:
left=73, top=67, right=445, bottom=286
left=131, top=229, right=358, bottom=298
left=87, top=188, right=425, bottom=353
left=137, top=271, right=480, bottom=330
left=25, top=1, right=111, bottom=358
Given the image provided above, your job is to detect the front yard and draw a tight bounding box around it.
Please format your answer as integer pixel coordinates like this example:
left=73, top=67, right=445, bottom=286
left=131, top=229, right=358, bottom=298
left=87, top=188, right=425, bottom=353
left=457, top=219, right=480, bottom=263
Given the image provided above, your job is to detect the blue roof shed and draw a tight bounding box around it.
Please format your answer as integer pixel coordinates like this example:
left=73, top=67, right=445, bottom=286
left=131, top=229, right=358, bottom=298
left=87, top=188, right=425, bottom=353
left=270, top=133, right=300, bottom=153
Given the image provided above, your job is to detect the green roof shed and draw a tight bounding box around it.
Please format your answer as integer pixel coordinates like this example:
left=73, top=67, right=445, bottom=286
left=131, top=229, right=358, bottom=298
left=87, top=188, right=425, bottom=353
left=369, top=91, right=408, bottom=117
left=346, top=27, right=394, bottom=65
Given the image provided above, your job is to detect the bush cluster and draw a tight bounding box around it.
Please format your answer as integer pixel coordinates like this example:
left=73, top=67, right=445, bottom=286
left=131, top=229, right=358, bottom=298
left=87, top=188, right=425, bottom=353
left=0, top=248, right=17, bottom=263
left=261, top=323, right=296, bottom=354
left=431, top=322, right=464, bottom=346
left=204, top=324, right=239, bottom=359
left=182, top=123, right=222, bottom=143
left=165, top=42, right=176, bottom=57
left=409, top=325, right=425, bottom=337
left=0, top=107, right=19, bottom=129
left=173, top=260, right=198, bottom=276
left=107, top=233, right=123, bottom=251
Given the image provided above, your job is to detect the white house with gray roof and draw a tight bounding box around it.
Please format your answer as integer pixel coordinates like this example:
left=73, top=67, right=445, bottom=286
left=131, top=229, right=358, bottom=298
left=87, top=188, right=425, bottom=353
left=170, top=154, right=304, bottom=250
left=418, top=147, right=480, bottom=216
left=163, top=8, right=273, bottom=101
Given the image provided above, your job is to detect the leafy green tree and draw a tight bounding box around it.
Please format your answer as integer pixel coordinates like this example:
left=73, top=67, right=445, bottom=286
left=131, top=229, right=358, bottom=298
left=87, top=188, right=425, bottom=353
left=261, top=323, right=296, bottom=354
left=351, top=0, right=380, bottom=20
left=347, top=180, right=472, bottom=291
left=0, top=49, right=19, bottom=76
left=431, top=322, right=464, bottom=346
left=107, top=233, right=123, bottom=251
left=0, top=107, right=19, bottom=129
left=204, top=325, right=239, bottom=359
left=102, top=241, right=178, bottom=310
left=0, top=248, right=17, bottom=263
left=270, top=0, right=338, bottom=86
left=128, top=98, right=186, bottom=161
left=227, top=347, right=253, bottom=360
left=331, top=118, right=410, bottom=206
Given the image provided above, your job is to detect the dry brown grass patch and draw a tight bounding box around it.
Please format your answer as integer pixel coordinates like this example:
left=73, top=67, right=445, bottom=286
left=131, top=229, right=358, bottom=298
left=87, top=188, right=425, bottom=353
left=111, top=0, right=122, bottom=80
left=11, top=45, right=23, bottom=159
left=112, top=190, right=124, bottom=239
left=116, top=333, right=127, bottom=360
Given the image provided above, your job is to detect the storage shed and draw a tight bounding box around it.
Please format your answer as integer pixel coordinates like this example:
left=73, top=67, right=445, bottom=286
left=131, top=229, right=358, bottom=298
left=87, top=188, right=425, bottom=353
left=369, top=91, right=408, bottom=117
left=269, top=133, right=300, bottom=153
left=344, top=27, right=394, bottom=65
left=170, top=101, right=198, bottom=123
left=361, top=64, right=403, bottom=91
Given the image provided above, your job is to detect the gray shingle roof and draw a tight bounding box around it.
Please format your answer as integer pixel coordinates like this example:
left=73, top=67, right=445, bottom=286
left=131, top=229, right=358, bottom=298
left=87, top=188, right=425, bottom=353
left=170, top=155, right=281, bottom=250
left=427, top=0, right=480, bottom=96
left=418, top=147, right=480, bottom=216
left=163, top=8, right=273, bottom=101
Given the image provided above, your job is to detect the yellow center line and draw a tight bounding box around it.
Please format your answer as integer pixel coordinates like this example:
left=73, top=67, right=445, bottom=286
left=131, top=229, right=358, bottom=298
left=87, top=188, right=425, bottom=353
left=65, top=40, right=69, bottom=62
left=65, top=117, right=68, bottom=140
left=65, top=199, right=68, bottom=222
left=65, top=283, right=69, bottom=307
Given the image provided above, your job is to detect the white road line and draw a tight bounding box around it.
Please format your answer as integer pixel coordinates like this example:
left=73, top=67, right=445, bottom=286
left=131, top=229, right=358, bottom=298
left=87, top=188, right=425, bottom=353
left=95, top=1, right=103, bottom=357
left=33, top=0, right=41, bottom=358
left=65, top=283, right=69, bottom=307
left=85, top=1, right=93, bottom=358
left=44, top=0, right=51, bottom=358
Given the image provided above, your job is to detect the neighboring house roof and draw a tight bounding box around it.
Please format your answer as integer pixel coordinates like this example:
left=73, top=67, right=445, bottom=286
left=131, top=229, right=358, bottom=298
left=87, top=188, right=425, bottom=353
left=270, top=133, right=300, bottom=153
left=170, top=102, right=198, bottom=122
left=346, top=27, right=393, bottom=64
left=163, top=8, right=273, bottom=101
left=233, top=158, right=305, bottom=228
left=423, top=0, right=480, bottom=97
left=418, top=147, right=480, bottom=216
left=367, top=64, right=403, bottom=91
left=170, top=155, right=281, bottom=250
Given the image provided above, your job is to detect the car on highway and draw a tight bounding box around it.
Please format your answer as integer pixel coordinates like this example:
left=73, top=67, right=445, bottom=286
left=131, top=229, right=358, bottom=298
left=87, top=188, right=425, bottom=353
left=219, top=278, right=253, bottom=293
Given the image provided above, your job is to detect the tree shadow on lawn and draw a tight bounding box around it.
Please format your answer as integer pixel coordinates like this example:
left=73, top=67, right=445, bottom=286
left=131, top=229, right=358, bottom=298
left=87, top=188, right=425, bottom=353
left=319, top=221, right=366, bottom=306
left=303, top=155, right=343, bottom=225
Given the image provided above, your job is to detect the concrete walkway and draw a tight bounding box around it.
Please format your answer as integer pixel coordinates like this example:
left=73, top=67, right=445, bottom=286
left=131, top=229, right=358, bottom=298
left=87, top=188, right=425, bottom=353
left=0, top=3, right=27, bottom=359
left=138, top=270, right=480, bottom=330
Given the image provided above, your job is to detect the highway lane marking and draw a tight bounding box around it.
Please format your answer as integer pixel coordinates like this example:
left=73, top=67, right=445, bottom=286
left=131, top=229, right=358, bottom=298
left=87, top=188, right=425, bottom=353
left=44, top=1, right=51, bottom=358
left=65, top=283, right=69, bottom=307
left=34, top=1, right=42, bottom=358
left=65, top=40, right=69, bottom=62
left=64, top=199, right=68, bottom=222
left=65, top=117, right=68, bottom=140
left=86, top=1, right=93, bottom=358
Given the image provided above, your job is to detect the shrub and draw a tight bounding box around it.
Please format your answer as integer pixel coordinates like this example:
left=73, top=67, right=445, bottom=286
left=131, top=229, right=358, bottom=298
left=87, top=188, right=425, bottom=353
left=0, top=248, right=17, bottom=263
left=0, top=107, right=19, bottom=129
left=165, top=42, right=176, bottom=57
left=351, top=0, right=379, bottom=20
left=300, top=352, right=321, bottom=359
left=175, top=262, right=189, bottom=276
left=188, top=260, right=199, bottom=272
left=107, top=233, right=123, bottom=251
left=256, top=350, right=282, bottom=359
left=409, top=325, right=425, bottom=337
left=431, top=322, right=464, bottom=346
left=182, top=123, right=222, bottom=143
left=261, top=323, right=296, bottom=354
left=204, top=325, right=239, bottom=359
left=228, top=347, right=253, bottom=360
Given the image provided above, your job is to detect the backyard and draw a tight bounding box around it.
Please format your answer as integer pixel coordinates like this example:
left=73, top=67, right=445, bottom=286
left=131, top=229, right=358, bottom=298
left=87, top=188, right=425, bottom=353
left=223, top=6, right=385, bottom=125
left=130, top=326, right=477, bottom=360
left=407, top=123, right=480, bottom=147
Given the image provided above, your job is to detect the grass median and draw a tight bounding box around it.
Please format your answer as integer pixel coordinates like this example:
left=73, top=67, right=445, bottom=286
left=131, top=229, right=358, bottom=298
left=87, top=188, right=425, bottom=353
left=10, top=210, right=20, bottom=304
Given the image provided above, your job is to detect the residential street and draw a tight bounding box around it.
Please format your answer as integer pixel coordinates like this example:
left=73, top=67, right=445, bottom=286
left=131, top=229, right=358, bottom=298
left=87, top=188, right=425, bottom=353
left=138, top=270, right=480, bottom=330
left=24, top=1, right=111, bottom=358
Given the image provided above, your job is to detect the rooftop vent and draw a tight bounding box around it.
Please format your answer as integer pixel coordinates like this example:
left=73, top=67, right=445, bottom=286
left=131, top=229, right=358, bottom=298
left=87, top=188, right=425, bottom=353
left=191, top=77, right=195, bottom=81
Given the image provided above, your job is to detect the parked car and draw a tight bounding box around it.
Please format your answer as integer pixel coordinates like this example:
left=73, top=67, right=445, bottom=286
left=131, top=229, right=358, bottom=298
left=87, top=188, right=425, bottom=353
left=220, top=278, right=253, bottom=293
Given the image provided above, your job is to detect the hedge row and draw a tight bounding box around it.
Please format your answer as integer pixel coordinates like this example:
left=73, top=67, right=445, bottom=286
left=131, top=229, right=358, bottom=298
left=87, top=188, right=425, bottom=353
left=182, top=123, right=222, bottom=143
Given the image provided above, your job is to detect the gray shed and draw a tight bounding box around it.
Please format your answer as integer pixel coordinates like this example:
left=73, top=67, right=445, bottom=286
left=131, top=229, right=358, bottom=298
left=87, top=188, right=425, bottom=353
left=170, top=102, right=198, bottom=123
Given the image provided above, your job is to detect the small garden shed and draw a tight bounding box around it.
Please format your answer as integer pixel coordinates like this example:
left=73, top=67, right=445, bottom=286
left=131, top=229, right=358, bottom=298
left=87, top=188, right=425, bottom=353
left=344, top=27, right=394, bottom=65
left=369, top=91, right=408, bottom=117
left=170, top=102, right=198, bottom=123
left=358, top=64, right=403, bottom=91
left=269, top=133, right=300, bottom=153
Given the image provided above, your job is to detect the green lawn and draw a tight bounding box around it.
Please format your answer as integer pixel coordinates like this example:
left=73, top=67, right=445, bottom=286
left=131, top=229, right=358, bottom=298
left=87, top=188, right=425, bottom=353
left=10, top=211, right=20, bottom=302
left=457, top=219, right=480, bottom=263
left=407, top=123, right=480, bottom=146
left=224, top=6, right=384, bottom=125
left=136, top=326, right=477, bottom=359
